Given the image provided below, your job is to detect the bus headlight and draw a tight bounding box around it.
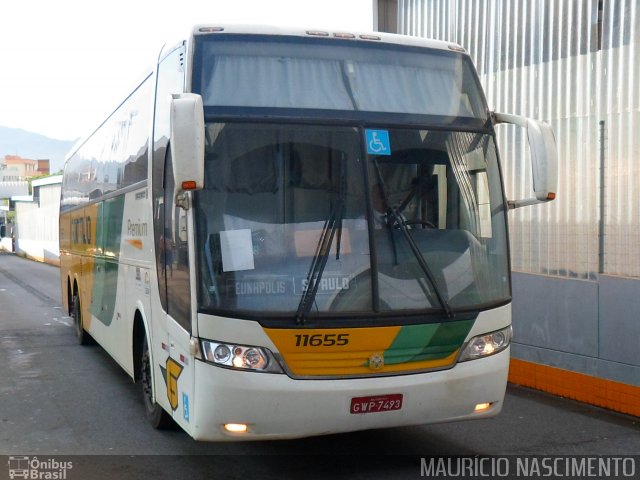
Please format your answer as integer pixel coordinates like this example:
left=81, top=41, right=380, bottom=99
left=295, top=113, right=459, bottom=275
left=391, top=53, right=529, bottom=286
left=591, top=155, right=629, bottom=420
left=200, top=339, right=283, bottom=373
left=459, top=326, right=512, bottom=362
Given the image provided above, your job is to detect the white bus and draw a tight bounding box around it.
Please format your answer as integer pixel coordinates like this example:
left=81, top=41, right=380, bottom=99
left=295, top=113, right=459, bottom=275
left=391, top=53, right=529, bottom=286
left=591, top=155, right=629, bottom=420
left=59, top=25, right=557, bottom=441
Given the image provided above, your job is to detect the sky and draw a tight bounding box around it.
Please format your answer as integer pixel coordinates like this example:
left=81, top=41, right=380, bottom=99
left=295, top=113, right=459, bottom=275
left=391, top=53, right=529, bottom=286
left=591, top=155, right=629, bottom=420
left=0, top=0, right=374, bottom=141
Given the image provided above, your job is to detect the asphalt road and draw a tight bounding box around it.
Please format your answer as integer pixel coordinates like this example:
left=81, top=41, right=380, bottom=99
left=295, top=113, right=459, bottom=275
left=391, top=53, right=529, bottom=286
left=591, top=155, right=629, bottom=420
left=1, top=252, right=639, bottom=479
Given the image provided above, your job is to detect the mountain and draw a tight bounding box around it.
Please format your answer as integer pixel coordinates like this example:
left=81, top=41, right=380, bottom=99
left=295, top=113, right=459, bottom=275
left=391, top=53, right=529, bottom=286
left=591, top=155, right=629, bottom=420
left=0, top=126, right=76, bottom=173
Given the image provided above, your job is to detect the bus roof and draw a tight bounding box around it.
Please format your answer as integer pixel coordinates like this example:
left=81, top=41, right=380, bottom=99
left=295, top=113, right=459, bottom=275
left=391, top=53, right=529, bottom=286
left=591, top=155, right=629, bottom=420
left=190, top=24, right=467, bottom=55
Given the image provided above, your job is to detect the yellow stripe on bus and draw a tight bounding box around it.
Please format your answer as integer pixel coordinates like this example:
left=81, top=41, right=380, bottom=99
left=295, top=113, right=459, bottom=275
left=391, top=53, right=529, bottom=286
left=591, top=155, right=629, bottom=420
left=65, top=205, right=100, bottom=331
left=265, top=325, right=463, bottom=377
left=285, top=349, right=461, bottom=377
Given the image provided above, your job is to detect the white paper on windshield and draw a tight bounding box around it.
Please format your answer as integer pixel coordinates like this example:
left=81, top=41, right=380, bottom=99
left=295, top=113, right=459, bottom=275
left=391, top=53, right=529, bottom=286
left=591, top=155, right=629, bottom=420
left=220, top=229, right=255, bottom=272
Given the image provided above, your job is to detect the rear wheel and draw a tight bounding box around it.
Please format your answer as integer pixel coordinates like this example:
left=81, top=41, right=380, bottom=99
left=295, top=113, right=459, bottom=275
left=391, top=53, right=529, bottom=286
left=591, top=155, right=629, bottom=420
left=71, top=291, right=93, bottom=345
left=140, top=335, right=173, bottom=429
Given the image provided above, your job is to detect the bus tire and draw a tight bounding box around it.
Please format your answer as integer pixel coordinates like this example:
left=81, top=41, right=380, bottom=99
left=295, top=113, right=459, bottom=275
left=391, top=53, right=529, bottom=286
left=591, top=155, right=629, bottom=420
left=72, top=292, right=93, bottom=346
left=140, top=335, right=173, bottom=429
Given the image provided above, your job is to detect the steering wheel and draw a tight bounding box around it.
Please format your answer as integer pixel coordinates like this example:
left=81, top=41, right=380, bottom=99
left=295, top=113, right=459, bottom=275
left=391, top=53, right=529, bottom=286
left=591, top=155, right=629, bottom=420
left=388, top=218, right=437, bottom=230
left=402, top=219, right=437, bottom=229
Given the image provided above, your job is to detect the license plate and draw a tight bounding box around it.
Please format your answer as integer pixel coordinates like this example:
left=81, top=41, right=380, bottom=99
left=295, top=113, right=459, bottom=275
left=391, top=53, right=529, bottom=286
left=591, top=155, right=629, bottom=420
left=350, top=394, right=403, bottom=414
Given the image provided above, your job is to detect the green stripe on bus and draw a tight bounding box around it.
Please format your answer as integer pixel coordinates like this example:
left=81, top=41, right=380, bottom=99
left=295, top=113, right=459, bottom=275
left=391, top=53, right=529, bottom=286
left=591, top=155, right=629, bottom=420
left=91, top=196, right=125, bottom=326
left=383, top=319, right=474, bottom=365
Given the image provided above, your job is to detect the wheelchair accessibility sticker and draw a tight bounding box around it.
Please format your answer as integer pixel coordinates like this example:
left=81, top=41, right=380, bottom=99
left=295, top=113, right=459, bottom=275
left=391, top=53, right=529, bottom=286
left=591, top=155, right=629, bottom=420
left=366, top=129, right=391, bottom=156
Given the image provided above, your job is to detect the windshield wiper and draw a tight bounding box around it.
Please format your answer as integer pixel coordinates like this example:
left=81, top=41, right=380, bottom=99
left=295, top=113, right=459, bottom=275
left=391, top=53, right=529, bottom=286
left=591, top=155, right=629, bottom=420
left=296, top=155, right=348, bottom=325
left=295, top=198, right=344, bottom=325
left=372, top=159, right=454, bottom=319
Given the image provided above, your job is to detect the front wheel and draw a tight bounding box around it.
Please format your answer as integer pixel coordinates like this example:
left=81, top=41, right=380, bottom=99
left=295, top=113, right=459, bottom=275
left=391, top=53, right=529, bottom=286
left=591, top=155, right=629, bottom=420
left=140, top=335, right=173, bottom=429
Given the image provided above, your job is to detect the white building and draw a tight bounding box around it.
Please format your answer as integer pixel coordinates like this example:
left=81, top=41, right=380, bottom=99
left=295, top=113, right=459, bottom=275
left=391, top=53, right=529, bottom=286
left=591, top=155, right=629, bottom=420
left=0, top=165, right=29, bottom=198
left=12, top=175, right=62, bottom=265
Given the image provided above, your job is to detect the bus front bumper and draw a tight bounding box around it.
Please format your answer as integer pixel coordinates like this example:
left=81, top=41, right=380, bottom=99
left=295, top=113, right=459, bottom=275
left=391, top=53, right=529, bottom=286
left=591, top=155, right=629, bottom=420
left=191, top=347, right=509, bottom=441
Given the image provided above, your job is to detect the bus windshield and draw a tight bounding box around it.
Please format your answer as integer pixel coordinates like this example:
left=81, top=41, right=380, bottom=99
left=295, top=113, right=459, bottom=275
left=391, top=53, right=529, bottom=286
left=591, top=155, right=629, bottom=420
left=195, top=123, right=510, bottom=320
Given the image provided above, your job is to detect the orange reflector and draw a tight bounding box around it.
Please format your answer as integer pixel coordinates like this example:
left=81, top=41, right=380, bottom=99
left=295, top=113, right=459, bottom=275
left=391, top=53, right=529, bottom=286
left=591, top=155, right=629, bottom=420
left=182, top=180, right=197, bottom=190
left=547, top=192, right=556, bottom=200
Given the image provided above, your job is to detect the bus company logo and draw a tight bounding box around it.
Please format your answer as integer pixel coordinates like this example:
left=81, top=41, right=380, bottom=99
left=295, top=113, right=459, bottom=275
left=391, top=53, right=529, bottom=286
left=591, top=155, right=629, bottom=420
left=368, top=352, right=384, bottom=370
left=7, top=456, right=73, bottom=479
left=160, top=357, right=184, bottom=411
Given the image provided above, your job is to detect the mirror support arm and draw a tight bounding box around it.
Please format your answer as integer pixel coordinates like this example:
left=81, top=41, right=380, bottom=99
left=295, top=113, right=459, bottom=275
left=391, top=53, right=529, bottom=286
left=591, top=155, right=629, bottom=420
left=493, top=111, right=558, bottom=210
left=175, top=192, right=190, bottom=210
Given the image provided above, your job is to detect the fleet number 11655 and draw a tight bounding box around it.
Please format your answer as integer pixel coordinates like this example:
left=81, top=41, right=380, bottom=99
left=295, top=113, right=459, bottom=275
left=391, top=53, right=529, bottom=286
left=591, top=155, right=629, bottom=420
left=294, top=333, right=350, bottom=347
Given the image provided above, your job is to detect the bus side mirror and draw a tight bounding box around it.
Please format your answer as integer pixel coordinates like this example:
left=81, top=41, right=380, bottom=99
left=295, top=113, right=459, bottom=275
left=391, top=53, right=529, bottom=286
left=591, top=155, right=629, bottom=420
left=170, top=93, right=205, bottom=209
left=493, top=112, right=558, bottom=209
